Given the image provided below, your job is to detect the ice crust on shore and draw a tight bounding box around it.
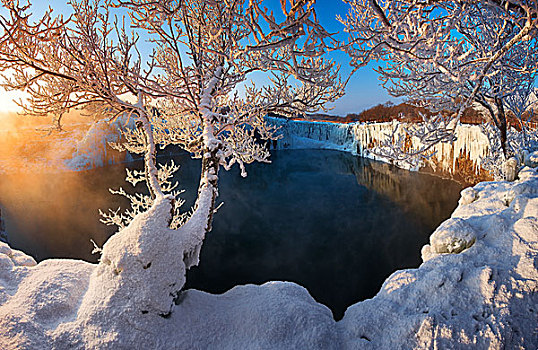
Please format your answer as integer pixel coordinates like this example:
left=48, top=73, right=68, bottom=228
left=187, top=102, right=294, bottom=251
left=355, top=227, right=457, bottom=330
left=0, top=168, right=537, bottom=349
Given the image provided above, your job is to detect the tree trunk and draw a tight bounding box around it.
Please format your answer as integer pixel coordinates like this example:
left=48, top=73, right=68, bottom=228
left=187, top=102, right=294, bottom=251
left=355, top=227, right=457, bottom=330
left=134, top=92, right=164, bottom=200
left=477, top=97, right=509, bottom=157
left=494, top=96, right=508, bottom=157
left=175, top=66, right=223, bottom=268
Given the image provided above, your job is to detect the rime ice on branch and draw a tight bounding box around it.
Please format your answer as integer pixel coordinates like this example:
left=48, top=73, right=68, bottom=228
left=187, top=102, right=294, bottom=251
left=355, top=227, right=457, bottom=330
left=339, top=0, right=538, bottom=174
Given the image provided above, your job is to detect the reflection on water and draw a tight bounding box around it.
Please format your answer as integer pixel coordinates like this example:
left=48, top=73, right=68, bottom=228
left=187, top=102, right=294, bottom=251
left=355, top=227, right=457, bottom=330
left=0, top=149, right=462, bottom=320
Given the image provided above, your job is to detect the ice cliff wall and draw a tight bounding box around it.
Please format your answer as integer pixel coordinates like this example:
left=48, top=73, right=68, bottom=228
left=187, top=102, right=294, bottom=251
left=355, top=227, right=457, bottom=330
left=267, top=117, right=490, bottom=181
left=65, top=115, right=490, bottom=180
left=267, top=117, right=357, bottom=153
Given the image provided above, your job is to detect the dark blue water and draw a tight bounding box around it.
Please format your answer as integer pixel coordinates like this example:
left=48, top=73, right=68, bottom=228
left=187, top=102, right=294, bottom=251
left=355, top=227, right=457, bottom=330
left=0, top=150, right=462, bottom=319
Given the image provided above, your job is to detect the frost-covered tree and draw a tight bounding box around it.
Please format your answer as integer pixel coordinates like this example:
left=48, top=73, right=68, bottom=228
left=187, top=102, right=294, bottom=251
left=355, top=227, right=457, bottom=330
left=0, top=0, right=342, bottom=314
left=0, top=0, right=177, bottom=216
left=106, top=0, right=345, bottom=234
left=339, top=0, right=538, bottom=168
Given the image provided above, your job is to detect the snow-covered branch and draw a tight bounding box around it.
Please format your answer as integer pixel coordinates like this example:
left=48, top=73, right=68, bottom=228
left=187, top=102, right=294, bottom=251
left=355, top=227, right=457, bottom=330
left=340, top=0, right=538, bottom=169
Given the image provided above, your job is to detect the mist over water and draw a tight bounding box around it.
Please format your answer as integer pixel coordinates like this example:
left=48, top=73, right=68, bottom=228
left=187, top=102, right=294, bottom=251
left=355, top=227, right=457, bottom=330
left=0, top=149, right=462, bottom=320
left=0, top=165, right=130, bottom=261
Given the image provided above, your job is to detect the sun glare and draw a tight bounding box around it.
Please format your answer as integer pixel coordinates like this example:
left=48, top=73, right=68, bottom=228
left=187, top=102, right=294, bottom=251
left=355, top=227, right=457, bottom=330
left=0, top=88, right=26, bottom=114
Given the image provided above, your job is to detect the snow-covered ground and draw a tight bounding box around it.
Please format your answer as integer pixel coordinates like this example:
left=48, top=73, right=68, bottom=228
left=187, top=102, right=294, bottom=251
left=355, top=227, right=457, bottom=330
left=0, top=163, right=536, bottom=348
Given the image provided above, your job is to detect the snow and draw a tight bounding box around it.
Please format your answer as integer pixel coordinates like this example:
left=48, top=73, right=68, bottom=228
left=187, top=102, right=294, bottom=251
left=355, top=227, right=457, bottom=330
left=0, top=162, right=537, bottom=349
left=267, top=117, right=490, bottom=174
left=0, top=197, right=338, bottom=349
left=527, top=150, right=538, bottom=167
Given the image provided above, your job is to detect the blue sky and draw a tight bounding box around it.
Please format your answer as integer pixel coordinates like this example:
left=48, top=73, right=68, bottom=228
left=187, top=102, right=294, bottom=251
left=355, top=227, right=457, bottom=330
left=314, top=0, right=396, bottom=115
left=4, top=0, right=396, bottom=115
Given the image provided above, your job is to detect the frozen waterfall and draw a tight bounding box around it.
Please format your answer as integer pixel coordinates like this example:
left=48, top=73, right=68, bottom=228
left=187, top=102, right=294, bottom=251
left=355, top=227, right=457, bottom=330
left=267, top=117, right=490, bottom=178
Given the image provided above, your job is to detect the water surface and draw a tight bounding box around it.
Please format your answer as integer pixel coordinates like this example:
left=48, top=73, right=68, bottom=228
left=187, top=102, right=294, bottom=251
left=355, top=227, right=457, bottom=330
left=0, top=150, right=463, bottom=319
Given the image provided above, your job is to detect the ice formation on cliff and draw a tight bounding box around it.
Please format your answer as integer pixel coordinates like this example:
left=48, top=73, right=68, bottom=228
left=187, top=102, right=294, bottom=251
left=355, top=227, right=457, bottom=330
left=57, top=116, right=491, bottom=178
left=268, top=117, right=490, bottom=175
left=65, top=116, right=134, bottom=170
left=267, top=117, right=357, bottom=153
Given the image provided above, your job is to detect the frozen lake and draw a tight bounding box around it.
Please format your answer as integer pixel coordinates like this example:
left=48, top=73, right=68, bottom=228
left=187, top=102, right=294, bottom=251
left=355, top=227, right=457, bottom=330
left=0, top=149, right=462, bottom=319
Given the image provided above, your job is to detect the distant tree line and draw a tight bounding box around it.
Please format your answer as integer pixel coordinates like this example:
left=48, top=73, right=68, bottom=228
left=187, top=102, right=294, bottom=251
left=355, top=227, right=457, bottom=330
left=273, top=101, right=538, bottom=130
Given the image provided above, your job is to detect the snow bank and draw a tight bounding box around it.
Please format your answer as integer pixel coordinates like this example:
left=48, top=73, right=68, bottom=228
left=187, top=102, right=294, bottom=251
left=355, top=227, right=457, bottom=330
left=1, top=167, right=537, bottom=349
left=267, top=117, right=490, bottom=176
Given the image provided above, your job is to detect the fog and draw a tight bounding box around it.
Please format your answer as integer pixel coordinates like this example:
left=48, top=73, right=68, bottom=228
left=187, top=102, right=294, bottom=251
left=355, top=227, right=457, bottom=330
left=0, top=163, right=135, bottom=262
left=0, top=111, right=93, bottom=173
left=0, top=111, right=117, bottom=261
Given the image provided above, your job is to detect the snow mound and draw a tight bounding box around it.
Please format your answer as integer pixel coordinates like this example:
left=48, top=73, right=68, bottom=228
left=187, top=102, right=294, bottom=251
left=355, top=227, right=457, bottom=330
left=421, top=218, right=477, bottom=259
left=0, top=242, right=36, bottom=268
left=459, top=187, right=478, bottom=205
left=1, top=168, right=537, bottom=349
left=168, top=282, right=339, bottom=350
left=0, top=258, right=93, bottom=348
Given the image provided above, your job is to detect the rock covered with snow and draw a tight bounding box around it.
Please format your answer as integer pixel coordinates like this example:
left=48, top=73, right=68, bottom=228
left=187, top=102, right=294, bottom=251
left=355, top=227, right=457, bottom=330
left=459, top=187, right=478, bottom=205
left=421, top=218, right=477, bottom=259
left=169, top=282, right=339, bottom=350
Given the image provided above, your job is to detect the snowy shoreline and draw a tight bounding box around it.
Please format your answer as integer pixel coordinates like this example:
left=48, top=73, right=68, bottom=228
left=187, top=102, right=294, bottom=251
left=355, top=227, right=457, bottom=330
left=0, top=162, right=536, bottom=348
